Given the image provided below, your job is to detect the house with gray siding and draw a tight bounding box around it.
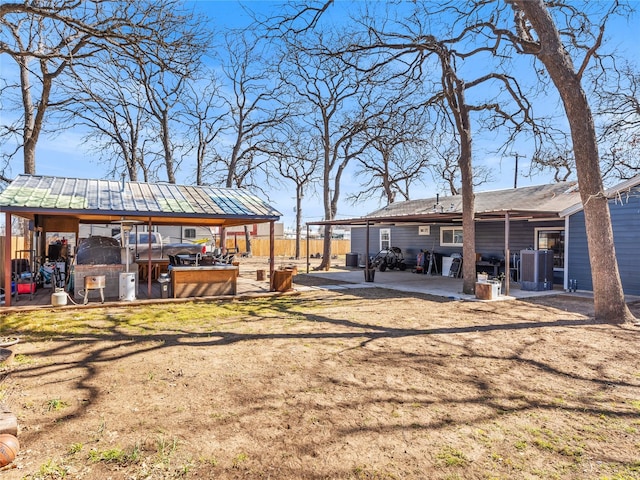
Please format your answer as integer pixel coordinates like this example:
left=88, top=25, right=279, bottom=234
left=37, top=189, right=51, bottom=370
left=351, top=220, right=567, bottom=281
left=333, top=182, right=582, bottom=286
left=562, top=176, right=640, bottom=295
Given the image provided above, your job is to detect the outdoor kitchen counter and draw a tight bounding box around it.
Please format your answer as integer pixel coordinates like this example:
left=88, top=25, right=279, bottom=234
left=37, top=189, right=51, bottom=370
left=170, top=265, right=238, bottom=298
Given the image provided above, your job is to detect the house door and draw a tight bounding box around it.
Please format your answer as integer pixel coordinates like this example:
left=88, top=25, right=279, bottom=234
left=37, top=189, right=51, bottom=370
left=535, top=227, right=565, bottom=270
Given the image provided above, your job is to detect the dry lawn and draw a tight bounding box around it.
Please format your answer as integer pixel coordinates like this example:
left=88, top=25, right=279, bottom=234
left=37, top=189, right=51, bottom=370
left=0, top=273, right=640, bottom=479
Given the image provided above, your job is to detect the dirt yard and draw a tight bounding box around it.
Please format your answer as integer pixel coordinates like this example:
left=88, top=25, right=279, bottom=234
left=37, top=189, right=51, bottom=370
left=1, top=261, right=640, bottom=479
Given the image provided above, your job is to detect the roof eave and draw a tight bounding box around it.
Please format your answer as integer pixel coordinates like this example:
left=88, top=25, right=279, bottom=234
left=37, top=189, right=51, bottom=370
left=561, top=174, right=640, bottom=217
left=307, top=209, right=563, bottom=227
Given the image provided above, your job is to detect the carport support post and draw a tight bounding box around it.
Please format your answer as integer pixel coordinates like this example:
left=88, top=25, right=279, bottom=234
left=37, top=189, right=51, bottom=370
left=147, top=217, right=152, bottom=298
left=306, top=224, right=310, bottom=274
left=269, top=221, right=275, bottom=291
left=365, top=221, right=370, bottom=270
left=505, top=212, right=510, bottom=296
left=4, top=212, right=11, bottom=307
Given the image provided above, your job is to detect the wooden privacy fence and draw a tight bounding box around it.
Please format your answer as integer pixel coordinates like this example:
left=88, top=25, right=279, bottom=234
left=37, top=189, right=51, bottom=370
left=0, top=237, right=26, bottom=289
left=223, top=238, right=351, bottom=258
left=0, top=237, right=351, bottom=288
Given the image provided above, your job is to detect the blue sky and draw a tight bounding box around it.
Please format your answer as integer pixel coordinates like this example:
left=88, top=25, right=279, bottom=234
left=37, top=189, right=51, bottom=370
left=1, top=1, right=637, bottom=230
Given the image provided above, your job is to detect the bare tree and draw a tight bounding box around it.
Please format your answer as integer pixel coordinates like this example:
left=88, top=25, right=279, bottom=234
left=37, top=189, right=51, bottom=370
left=320, top=5, right=540, bottom=293
left=349, top=104, right=435, bottom=205
left=278, top=28, right=386, bottom=270
left=1, top=7, right=93, bottom=174
left=206, top=30, right=290, bottom=255
left=594, top=61, right=640, bottom=181
left=0, top=1, right=181, bottom=177
left=132, top=8, right=210, bottom=183
left=500, top=0, right=635, bottom=322
left=184, top=75, right=226, bottom=186
left=212, top=31, right=288, bottom=190
left=53, top=2, right=210, bottom=183
left=430, top=136, right=493, bottom=195
left=62, top=50, right=153, bottom=181
left=270, top=121, right=320, bottom=259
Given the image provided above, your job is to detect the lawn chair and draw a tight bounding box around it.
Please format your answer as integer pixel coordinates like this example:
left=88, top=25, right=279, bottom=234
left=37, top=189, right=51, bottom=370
left=448, top=257, right=462, bottom=278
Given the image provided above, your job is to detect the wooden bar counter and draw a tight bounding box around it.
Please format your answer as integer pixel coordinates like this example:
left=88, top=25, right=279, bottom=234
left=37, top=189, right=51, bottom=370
left=170, top=265, right=238, bottom=298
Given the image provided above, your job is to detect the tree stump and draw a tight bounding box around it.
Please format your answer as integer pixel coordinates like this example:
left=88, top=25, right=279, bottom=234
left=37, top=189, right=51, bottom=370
left=0, top=349, right=13, bottom=366
left=0, top=412, right=18, bottom=436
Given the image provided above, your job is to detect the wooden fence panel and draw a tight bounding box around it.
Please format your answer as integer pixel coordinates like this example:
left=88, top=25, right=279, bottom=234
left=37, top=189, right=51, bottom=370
left=222, top=238, right=350, bottom=258
left=0, top=237, right=350, bottom=288
left=0, top=237, right=26, bottom=289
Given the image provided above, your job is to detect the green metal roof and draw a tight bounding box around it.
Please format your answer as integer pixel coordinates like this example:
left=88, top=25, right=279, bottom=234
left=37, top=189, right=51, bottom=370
left=0, top=175, right=281, bottom=225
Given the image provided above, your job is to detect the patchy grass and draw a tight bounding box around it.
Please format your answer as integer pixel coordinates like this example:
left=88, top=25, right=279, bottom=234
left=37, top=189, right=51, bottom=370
left=2, top=289, right=640, bottom=479
left=45, top=398, right=69, bottom=412
left=88, top=445, right=140, bottom=465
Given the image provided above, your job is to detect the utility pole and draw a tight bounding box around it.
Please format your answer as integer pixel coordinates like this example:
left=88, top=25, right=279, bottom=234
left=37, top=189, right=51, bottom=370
left=513, top=153, right=523, bottom=189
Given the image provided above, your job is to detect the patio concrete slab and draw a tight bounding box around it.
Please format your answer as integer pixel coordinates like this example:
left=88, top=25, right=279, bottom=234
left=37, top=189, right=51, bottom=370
left=295, top=267, right=566, bottom=302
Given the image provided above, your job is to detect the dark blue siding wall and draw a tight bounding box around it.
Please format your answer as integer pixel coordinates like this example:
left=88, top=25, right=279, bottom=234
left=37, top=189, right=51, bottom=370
left=351, top=220, right=563, bottom=267
left=567, top=212, right=592, bottom=292
left=568, top=186, right=640, bottom=295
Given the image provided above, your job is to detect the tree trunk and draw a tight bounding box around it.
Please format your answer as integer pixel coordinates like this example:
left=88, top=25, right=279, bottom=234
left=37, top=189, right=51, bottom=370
left=321, top=224, right=332, bottom=270
left=560, top=84, right=631, bottom=322
left=244, top=225, right=252, bottom=256
left=161, top=111, right=175, bottom=183
left=19, top=57, right=38, bottom=175
left=439, top=50, right=477, bottom=295
left=459, top=119, right=476, bottom=295
left=295, top=184, right=303, bottom=260
left=515, top=0, right=634, bottom=323
left=317, top=142, right=333, bottom=271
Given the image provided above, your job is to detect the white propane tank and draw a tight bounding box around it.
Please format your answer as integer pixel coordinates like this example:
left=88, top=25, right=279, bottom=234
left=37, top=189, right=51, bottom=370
left=51, top=288, right=67, bottom=307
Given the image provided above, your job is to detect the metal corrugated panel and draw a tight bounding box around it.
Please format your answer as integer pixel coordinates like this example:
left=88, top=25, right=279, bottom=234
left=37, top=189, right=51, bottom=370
left=0, top=175, right=281, bottom=220
left=178, top=185, right=208, bottom=214
left=186, top=185, right=220, bottom=214
left=131, top=182, right=161, bottom=212
left=65, top=177, right=88, bottom=210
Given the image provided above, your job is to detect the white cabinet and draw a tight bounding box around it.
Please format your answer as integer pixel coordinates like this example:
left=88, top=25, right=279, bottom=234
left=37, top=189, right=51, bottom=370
left=442, top=257, right=453, bottom=276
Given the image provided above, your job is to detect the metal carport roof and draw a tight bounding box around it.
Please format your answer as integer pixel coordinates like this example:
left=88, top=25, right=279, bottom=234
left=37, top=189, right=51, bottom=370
left=0, top=175, right=282, bottom=227
left=303, top=182, right=581, bottom=296
left=306, top=182, right=581, bottom=227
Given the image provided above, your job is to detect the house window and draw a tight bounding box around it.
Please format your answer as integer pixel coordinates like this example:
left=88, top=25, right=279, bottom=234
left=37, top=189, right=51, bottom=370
left=184, top=228, right=196, bottom=239
left=380, top=228, right=391, bottom=250
left=440, top=227, right=463, bottom=247
left=535, top=227, right=564, bottom=269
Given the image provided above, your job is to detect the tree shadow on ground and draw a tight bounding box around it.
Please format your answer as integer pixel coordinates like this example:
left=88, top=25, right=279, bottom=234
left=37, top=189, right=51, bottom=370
left=2, top=288, right=640, bottom=479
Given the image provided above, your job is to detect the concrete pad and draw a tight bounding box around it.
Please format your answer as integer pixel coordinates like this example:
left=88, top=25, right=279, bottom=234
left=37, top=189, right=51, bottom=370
left=294, top=267, right=567, bottom=302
